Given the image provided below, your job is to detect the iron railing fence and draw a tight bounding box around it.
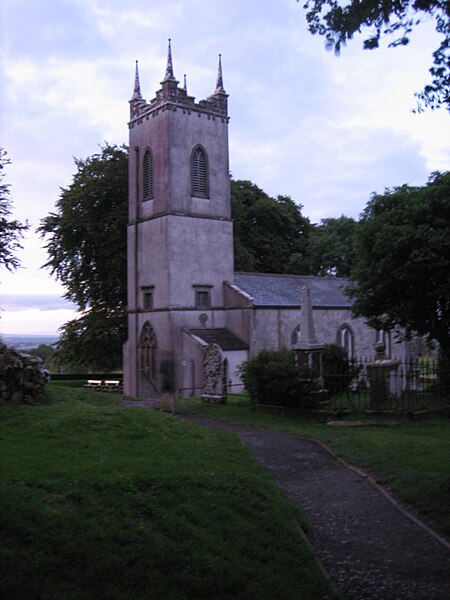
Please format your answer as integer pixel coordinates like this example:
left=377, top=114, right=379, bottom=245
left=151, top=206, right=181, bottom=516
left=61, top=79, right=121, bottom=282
left=321, top=357, right=449, bottom=415
left=179, top=358, right=450, bottom=416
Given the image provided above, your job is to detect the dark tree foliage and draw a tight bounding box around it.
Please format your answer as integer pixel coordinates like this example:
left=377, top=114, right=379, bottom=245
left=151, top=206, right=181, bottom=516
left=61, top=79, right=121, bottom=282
left=53, top=308, right=127, bottom=371
left=322, top=343, right=361, bottom=393
left=301, top=0, right=450, bottom=111
left=0, top=148, right=29, bottom=272
left=28, top=343, right=56, bottom=364
left=231, top=180, right=311, bottom=273
left=349, top=171, right=450, bottom=363
left=303, top=215, right=357, bottom=277
left=239, top=348, right=313, bottom=407
left=38, top=144, right=128, bottom=370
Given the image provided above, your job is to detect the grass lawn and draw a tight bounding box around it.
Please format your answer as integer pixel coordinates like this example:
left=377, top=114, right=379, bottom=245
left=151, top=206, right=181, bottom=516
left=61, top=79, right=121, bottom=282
left=177, top=395, right=450, bottom=538
left=0, top=383, right=338, bottom=600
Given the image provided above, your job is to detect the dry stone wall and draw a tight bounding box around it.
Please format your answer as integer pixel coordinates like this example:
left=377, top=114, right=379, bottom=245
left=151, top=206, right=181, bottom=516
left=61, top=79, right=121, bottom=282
left=0, top=342, right=49, bottom=405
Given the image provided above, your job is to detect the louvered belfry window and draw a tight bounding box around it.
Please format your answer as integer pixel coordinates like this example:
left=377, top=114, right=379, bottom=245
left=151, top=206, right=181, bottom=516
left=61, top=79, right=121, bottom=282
left=143, top=149, right=153, bottom=200
left=192, top=146, right=208, bottom=197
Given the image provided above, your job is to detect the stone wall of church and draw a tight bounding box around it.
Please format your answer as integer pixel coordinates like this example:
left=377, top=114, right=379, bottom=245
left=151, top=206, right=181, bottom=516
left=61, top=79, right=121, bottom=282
left=226, top=305, right=409, bottom=362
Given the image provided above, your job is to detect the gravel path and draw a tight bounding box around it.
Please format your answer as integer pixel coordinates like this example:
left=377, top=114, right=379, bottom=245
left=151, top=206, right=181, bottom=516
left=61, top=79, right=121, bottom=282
left=178, top=414, right=450, bottom=600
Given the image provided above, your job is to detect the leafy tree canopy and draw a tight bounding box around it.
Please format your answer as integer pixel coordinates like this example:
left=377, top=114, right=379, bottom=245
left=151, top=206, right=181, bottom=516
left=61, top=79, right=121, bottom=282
left=52, top=308, right=127, bottom=371
left=301, top=0, right=450, bottom=111
left=38, top=144, right=128, bottom=370
left=0, top=148, right=29, bottom=272
left=303, top=215, right=357, bottom=277
left=231, top=179, right=311, bottom=273
left=349, top=171, right=450, bottom=360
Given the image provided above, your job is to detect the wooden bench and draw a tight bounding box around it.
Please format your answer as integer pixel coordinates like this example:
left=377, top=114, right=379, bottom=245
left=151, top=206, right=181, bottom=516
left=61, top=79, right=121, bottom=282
left=102, top=380, right=123, bottom=393
left=84, top=379, right=103, bottom=390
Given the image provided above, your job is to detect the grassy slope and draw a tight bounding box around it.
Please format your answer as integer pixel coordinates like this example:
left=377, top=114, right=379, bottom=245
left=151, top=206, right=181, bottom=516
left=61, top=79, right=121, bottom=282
left=0, top=385, right=337, bottom=600
left=178, top=395, right=450, bottom=538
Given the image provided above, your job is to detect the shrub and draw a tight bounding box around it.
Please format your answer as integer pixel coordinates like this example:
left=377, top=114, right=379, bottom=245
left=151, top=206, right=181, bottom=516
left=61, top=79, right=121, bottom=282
left=239, top=348, right=312, bottom=407
left=322, top=344, right=360, bottom=394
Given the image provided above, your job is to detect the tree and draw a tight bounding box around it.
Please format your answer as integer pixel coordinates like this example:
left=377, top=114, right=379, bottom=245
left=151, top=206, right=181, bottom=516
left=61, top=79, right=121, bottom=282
left=349, top=171, right=450, bottom=366
left=302, top=215, right=357, bottom=277
left=28, top=343, right=56, bottom=365
left=231, top=180, right=311, bottom=273
left=38, top=144, right=128, bottom=370
left=53, top=308, right=126, bottom=371
left=0, top=148, right=29, bottom=272
left=301, top=0, right=450, bottom=111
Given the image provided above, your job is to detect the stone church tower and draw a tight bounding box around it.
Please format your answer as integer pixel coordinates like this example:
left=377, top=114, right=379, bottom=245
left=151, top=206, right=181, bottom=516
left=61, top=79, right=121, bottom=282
left=123, top=42, right=233, bottom=398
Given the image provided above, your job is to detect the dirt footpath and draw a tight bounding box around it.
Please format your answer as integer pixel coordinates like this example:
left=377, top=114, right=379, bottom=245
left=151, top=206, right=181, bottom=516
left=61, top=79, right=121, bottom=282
left=179, top=415, right=450, bottom=600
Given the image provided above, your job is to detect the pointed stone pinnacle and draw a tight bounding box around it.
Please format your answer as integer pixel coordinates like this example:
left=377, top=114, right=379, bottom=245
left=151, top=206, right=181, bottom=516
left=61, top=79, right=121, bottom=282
left=215, top=53, right=225, bottom=93
left=132, top=59, right=142, bottom=100
left=163, top=38, right=177, bottom=82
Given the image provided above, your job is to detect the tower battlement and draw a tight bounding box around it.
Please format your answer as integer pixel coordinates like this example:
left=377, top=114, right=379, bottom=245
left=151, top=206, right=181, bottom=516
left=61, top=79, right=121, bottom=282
left=129, top=41, right=228, bottom=127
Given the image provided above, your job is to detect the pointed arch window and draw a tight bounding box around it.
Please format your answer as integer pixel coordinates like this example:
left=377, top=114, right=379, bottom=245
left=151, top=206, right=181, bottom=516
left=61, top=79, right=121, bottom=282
left=291, top=325, right=301, bottom=347
left=139, top=321, right=157, bottom=383
left=191, top=145, right=209, bottom=198
left=143, top=149, right=153, bottom=200
left=337, top=324, right=354, bottom=359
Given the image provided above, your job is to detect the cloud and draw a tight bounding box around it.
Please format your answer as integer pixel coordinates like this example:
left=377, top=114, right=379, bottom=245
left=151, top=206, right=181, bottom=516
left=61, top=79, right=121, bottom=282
left=0, top=307, right=77, bottom=336
left=0, top=0, right=449, bottom=337
left=0, top=293, right=76, bottom=312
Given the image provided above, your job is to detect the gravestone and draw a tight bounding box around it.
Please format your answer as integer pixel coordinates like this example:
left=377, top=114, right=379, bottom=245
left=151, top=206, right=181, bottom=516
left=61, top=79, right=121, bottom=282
left=201, top=343, right=226, bottom=403
left=366, top=342, right=401, bottom=412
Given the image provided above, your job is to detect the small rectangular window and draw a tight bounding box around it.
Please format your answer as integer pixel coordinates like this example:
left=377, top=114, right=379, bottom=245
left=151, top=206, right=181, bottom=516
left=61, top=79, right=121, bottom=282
left=195, top=290, right=210, bottom=309
left=142, top=287, right=154, bottom=310
left=193, top=284, right=212, bottom=309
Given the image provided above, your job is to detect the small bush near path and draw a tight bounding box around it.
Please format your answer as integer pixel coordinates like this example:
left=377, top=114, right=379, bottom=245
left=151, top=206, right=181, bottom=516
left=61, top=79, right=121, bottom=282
left=239, top=348, right=313, bottom=407
left=0, top=382, right=337, bottom=600
left=179, top=395, right=450, bottom=538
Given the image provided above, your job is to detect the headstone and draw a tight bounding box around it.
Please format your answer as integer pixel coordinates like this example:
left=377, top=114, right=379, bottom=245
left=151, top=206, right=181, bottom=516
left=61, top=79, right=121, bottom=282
left=201, top=343, right=226, bottom=403
left=366, top=342, right=401, bottom=412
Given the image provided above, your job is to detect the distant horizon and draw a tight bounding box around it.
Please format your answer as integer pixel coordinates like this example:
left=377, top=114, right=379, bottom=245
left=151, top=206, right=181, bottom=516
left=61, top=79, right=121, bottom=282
left=1, top=332, right=59, bottom=351
left=2, top=333, right=59, bottom=337
left=1, top=333, right=59, bottom=341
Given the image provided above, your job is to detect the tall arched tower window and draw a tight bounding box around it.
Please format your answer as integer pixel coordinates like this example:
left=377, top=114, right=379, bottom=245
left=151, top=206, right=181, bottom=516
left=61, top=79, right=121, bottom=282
left=143, top=149, right=153, bottom=200
left=191, top=145, right=209, bottom=198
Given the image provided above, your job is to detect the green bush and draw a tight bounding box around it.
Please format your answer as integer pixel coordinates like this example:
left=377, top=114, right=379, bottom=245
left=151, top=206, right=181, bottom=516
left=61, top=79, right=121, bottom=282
left=239, top=348, right=312, bottom=407
left=322, top=344, right=360, bottom=394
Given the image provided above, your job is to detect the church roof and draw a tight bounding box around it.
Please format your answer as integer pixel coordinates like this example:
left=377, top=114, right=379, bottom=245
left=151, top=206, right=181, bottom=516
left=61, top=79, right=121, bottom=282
left=232, top=272, right=352, bottom=308
left=189, top=328, right=248, bottom=350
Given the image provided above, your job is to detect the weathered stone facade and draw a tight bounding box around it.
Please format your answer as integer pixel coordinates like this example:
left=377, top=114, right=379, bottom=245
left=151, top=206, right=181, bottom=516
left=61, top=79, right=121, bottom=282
left=123, top=43, right=415, bottom=400
left=123, top=42, right=233, bottom=399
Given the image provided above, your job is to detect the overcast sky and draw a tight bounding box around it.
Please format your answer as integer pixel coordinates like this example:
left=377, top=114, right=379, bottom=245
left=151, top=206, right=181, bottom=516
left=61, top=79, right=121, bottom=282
left=1, top=0, right=449, bottom=336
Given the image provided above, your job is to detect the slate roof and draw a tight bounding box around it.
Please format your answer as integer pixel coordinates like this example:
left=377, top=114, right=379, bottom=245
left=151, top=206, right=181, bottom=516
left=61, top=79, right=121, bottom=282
left=189, top=328, right=248, bottom=350
left=232, top=272, right=352, bottom=308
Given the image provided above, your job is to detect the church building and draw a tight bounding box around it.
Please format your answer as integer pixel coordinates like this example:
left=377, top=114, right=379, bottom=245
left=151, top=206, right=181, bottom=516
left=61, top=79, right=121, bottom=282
left=123, top=43, right=412, bottom=399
